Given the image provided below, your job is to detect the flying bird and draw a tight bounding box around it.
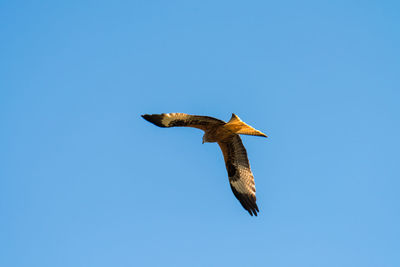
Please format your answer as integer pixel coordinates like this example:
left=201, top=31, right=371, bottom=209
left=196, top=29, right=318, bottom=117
left=141, top=113, right=267, bottom=216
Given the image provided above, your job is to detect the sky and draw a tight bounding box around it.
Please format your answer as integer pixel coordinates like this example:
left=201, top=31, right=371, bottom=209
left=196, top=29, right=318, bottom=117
left=1, top=1, right=399, bottom=266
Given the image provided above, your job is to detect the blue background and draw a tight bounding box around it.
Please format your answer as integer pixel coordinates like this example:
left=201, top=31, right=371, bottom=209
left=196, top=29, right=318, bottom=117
left=1, top=1, right=399, bottom=266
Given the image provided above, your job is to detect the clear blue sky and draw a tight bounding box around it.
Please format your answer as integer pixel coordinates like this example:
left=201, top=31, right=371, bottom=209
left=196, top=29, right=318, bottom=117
left=1, top=1, right=399, bottom=266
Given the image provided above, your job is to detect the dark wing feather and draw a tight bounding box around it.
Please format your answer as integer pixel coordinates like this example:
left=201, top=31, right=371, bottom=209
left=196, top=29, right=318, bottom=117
left=141, top=113, right=224, bottom=130
left=218, top=135, right=259, bottom=216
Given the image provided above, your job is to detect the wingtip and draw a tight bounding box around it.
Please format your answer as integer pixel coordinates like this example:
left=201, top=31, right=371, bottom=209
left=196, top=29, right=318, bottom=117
left=250, top=205, right=259, bottom=216
left=247, top=208, right=258, bottom=216
left=141, top=114, right=152, bottom=122
left=230, top=181, right=260, bottom=217
left=141, top=114, right=167, bottom=127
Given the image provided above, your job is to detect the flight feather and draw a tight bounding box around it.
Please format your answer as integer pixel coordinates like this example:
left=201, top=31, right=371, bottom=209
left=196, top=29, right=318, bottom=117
left=218, top=135, right=259, bottom=216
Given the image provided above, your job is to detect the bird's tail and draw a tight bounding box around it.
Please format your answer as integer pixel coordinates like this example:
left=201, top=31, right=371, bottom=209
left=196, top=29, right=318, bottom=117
left=224, top=114, right=267, bottom=137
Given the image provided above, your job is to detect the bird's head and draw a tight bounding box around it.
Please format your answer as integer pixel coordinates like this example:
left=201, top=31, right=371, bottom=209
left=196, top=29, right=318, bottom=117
left=202, top=133, right=211, bottom=144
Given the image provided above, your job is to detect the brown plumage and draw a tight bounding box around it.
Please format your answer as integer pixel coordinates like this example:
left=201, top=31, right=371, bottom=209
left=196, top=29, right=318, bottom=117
left=141, top=113, right=267, bottom=216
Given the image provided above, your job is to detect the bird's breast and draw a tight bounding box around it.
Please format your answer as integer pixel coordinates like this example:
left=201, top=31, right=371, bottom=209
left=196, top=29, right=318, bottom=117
left=205, top=126, right=235, bottom=142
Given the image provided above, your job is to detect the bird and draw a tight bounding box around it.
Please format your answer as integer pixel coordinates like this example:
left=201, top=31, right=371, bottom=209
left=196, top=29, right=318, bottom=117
left=141, top=113, right=268, bottom=216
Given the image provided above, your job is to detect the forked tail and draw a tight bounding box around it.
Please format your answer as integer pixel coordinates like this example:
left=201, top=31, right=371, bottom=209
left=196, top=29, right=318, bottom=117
left=224, top=114, right=268, bottom=137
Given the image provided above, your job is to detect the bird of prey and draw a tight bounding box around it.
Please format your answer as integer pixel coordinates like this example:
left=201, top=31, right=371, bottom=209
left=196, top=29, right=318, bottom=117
left=141, top=113, right=267, bottom=216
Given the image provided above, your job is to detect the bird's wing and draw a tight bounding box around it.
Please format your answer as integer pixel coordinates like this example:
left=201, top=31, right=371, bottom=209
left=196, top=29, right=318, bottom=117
left=218, top=135, right=259, bottom=216
left=141, top=113, right=225, bottom=130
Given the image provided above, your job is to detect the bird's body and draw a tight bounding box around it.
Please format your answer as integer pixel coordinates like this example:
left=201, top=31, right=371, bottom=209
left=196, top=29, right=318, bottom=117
left=202, top=123, right=235, bottom=143
left=141, top=113, right=267, bottom=216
